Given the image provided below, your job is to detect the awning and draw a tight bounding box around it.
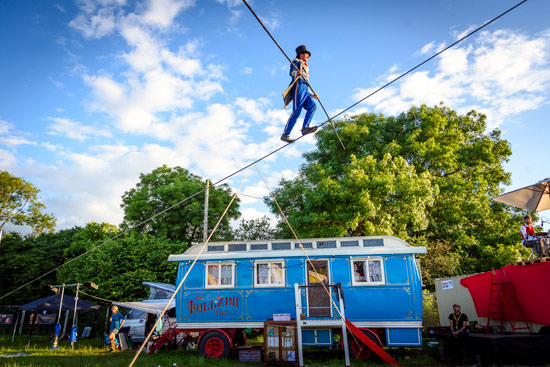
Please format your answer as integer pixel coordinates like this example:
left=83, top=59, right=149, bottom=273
left=112, top=300, right=175, bottom=314
left=492, top=178, right=550, bottom=212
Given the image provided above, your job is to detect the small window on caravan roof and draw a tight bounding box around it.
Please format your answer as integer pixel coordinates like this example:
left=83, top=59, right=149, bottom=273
left=351, top=258, right=385, bottom=286
left=255, top=261, right=285, bottom=287
left=205, top=262, right=235, bottom=288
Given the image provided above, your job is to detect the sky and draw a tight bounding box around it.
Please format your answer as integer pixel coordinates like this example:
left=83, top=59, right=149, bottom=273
left=1, top=0, right=549, bottom=234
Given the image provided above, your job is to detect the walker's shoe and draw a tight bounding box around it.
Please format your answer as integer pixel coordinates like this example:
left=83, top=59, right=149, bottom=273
left=301, top=126, right=318, bottom=135
left=280, top=134, right=295, bottom=143
left=109, top=348, right=115, bottom=353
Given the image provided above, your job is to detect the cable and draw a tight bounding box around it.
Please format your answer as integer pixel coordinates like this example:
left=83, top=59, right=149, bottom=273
left=241, top=0, right=346, bottom=150
left=237, top=192, right=265, bottom=200
left=0, top=0, right=527, bottom=302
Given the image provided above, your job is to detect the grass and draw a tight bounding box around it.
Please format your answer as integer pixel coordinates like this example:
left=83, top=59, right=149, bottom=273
left=0, top=336, right=440, bottom=367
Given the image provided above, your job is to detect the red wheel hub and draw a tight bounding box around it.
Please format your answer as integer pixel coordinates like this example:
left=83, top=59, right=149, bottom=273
left=204, top=337, right=225, bottom=358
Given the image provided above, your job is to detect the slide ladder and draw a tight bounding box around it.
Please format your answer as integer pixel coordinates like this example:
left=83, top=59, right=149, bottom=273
left=486, top=269, right=531, bottom=334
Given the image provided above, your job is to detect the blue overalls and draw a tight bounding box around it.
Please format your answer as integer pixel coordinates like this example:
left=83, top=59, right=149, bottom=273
left=283, top=59, right=317, bottom=136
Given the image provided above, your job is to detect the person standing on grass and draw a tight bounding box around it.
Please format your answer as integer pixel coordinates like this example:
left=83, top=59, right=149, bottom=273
left=281, top=45, right=319, bottom=143
left=108, top=305, right=125, bottom=352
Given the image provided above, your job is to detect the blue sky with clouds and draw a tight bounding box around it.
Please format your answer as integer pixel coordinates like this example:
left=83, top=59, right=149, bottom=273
left=1, top=0, right=549, bottom=233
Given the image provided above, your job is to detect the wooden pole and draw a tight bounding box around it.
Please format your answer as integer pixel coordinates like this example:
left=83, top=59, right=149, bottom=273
left=203, top=179, right=209, bottom=242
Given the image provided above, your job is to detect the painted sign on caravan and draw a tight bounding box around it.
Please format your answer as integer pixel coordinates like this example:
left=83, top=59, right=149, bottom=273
left=186, top=294, right=241, bottom=318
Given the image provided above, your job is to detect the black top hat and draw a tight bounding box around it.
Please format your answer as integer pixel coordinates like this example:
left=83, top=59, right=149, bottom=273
left=295, top=45, right=311, bottom=58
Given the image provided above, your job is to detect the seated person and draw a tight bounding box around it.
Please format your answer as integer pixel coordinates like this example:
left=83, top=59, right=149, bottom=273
left=449, top=304, right=469, bottom=337
left=447, top=304, right=469, bottom=361
left=520, top=215, right=536, bottom=245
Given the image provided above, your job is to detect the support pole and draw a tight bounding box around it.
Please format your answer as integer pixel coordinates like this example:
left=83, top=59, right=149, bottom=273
left=203, top=179, right=209, bottom=242
left=18, top=311, right=25, bottom=335
left=11, top=311, right=20, bottom=343
left=62, top=310, right=70, bottom=337
left=53, top=283, right=65, bottom=349
left=71, top=283, right=80, bottom=349
left=294, top=284, right=304, bottom=367
left=338, top=288, right=350, bottom=367
left=27, top=311, right=38, bottom=348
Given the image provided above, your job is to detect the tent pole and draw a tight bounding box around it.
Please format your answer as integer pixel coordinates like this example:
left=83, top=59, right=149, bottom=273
left=11, top=311, right=20, bottom=343
left=27, top=311, right=38, bottom=348
left=53, top=283, right=65, bottom=349
left=71, top=283, right=80, bottom=350
left=19, top=310, right=25, bottom=335
left=62, top=310, right=69, bottom=337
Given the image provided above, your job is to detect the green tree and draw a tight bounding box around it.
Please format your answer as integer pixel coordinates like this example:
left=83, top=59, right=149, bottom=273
left=0, top=171, right=56, bottom=235
left=266, top=104, right=528, bottom=287
left=120, top=165, right=240, bottom=247
left=57, top=229, right=180, bottom=301
left=233, top=215, right=276, bottom=240
left=265, top=154, right=437, bottom=240
left=0, top=227, right=80, bottom=305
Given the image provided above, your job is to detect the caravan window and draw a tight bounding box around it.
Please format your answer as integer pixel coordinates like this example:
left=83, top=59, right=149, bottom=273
left=254, top=261, right=285, bottom=287
left=351, top=258, right=384, bottom=286
left=205, top=262, right=235, bottom=288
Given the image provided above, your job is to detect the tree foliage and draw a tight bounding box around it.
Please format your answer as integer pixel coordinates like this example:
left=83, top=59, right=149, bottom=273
left=57, top=226, right=181, bottom=302
left=233, top=216, right=276, bottom=241
left=120, top=165, right=240, bottom=247
left=0, top=171, right=56, bottom=235
left=0, top=227, right=80, bottom=305
left=265, top=104, right=529, bottom=287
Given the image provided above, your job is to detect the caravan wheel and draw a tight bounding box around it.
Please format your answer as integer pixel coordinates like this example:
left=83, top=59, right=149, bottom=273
left=199, top=331, right=230, bottom=359
left=348, top=328, right=382, bottom=360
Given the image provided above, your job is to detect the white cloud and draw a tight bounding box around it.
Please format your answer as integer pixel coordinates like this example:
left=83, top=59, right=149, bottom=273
left=353, top=29, right=550, bottom=128
left=216, top=0, right=241, bottom=8
left=0, top=149, right=17, bottom=170
left=0, top=120, right=35, bottom=147
left=48, top=117, right=112, bottom=141
left=417, top=41, right=435, bottom=55
left=69, top=6, right=118, bottom=38
left=140, top=0, right=194, bottom=28
left=242, top=66, right=253, bottom=74
left=17, top=142, right=186, bottom=228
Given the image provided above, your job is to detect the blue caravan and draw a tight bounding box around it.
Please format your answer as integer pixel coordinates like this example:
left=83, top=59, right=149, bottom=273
left=166, top=236, right=425, bottom=362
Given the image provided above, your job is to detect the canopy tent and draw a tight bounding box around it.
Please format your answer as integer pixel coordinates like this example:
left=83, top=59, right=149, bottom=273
left=17, top=293, right=99, bottom=347
left=492, top=178, right=550, bottom=212
left=112, top=299, right=175, bottom=314
left=19, top=294, right=99, bottom=312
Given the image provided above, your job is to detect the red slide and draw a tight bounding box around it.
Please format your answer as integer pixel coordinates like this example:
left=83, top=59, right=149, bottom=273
left=345, top=319, right=400, bottom=366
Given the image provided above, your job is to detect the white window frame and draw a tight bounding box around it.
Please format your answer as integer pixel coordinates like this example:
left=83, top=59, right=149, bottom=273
left=254, top=260, right=285, bottom=288
left=351, top=257, right=385, bottom=286
left=205, top=262, right=235, bottom=289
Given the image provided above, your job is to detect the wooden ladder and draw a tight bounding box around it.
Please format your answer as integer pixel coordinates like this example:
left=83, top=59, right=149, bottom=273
left=486, top=269, right=531, bottom=334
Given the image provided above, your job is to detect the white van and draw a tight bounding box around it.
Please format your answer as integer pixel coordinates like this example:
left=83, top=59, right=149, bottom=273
left=115, top=282, right=176, bottom=342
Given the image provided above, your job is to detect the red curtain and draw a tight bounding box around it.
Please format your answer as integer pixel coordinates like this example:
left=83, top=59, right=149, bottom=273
left=460, top=262, right=550, bottom=325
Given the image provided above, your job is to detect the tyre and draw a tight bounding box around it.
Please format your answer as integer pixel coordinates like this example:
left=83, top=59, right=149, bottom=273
left=348, top=328, right=382, bottom=360
left=199, top=331, right=231, bottom=359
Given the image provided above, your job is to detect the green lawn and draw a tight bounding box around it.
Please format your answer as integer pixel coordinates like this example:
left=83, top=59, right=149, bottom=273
left=0, top=336, right=439, bottom=367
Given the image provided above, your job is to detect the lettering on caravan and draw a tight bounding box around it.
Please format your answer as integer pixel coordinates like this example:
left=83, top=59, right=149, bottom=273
left=188, top=295, right=240, bottom=316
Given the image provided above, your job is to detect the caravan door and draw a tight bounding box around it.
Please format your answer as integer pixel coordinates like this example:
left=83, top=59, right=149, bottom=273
left=307, top=260, right=331, bottom=317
